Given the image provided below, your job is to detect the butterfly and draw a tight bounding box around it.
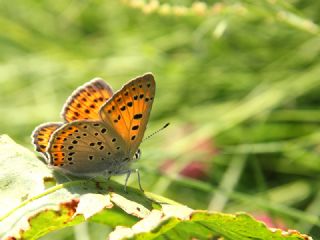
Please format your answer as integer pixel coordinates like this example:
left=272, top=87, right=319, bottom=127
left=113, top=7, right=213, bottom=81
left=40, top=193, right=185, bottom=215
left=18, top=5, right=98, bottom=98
left=32, top=73, right=155, bottom=191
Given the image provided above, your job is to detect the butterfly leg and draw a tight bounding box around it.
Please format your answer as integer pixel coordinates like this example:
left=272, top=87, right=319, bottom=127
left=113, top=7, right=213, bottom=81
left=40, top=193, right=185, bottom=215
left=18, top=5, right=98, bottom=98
left=136, top=169, right=144, bottom=192
left=124, top=170, right=131, bottom=193
left=123, top=168, right=144, bottom=193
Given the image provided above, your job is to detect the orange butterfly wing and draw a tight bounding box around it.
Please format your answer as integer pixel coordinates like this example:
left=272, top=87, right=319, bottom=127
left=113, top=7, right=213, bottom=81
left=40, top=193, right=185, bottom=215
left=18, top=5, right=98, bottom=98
left=99, top=73, right=155, bottom=157
left=32, top=122, right=63, bottom=155
left=46, top=120, right=128, bottom=176
left=61, top=78, right=113, bottom=122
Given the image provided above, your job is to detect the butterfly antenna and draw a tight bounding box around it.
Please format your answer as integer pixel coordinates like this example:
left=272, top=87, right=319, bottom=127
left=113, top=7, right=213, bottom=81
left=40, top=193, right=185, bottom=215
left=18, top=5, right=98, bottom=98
left=143, top=123, right=170, bottom=142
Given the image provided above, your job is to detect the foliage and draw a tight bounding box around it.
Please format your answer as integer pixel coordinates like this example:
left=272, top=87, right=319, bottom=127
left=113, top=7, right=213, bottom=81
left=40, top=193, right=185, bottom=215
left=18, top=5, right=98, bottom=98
left=0, top=135, right=311, bottom=239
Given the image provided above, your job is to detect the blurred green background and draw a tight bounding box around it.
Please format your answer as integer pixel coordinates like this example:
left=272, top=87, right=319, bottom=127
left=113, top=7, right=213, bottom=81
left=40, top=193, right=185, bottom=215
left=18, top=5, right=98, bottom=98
left=1, top=0, right=320, bottom=239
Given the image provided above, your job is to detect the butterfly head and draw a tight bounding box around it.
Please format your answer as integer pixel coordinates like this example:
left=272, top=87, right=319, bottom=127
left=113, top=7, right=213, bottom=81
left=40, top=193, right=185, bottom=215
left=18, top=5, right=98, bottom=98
left=133, top=148, right=141, bottom=161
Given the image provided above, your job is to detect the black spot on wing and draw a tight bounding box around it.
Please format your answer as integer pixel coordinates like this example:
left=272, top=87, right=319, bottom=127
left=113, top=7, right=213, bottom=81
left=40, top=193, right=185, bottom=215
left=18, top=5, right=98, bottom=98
left=134, top=114, right=143, bottom=119
left=132, top=125, right=139, bottom=130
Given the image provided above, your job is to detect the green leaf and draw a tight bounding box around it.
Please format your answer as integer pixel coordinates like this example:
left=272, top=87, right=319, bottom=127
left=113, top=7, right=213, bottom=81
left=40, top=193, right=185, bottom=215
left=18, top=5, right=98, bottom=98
left=0, top=135, right=312, bottom=240
left=0, top=135, right=147, bottom=239
left=109, top=205, right=311, bottom=240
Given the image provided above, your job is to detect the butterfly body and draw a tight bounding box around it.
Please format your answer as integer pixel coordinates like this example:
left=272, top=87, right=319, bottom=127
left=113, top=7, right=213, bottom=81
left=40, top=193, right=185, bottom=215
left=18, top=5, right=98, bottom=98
left=32, top=73, right=155, bottom=181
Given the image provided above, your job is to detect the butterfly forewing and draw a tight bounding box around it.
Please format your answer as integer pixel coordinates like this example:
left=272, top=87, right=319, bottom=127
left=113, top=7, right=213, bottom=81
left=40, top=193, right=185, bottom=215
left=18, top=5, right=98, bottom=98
left=47, top=120, right=128, bottom=176
left=32, top=122, right=63, bottom=154
left=61, top=78, right=113, bottom=122
left=99, top=73, right=155, bottom=157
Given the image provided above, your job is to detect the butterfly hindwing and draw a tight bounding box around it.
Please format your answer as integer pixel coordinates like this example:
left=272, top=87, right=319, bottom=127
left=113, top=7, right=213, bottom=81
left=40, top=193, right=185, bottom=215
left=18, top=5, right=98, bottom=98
left=47, top=120, right=128, bottom=176
left=61, top=78, right=113, bottom=122
left=32, top=122, right=63, bottom=154
left=99, top=73, right=155, bottom=157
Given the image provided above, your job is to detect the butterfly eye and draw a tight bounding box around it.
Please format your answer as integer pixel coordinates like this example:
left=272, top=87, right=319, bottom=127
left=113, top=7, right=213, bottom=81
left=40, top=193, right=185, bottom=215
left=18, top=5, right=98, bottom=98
left=134, top=149, right=141, bottom=160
